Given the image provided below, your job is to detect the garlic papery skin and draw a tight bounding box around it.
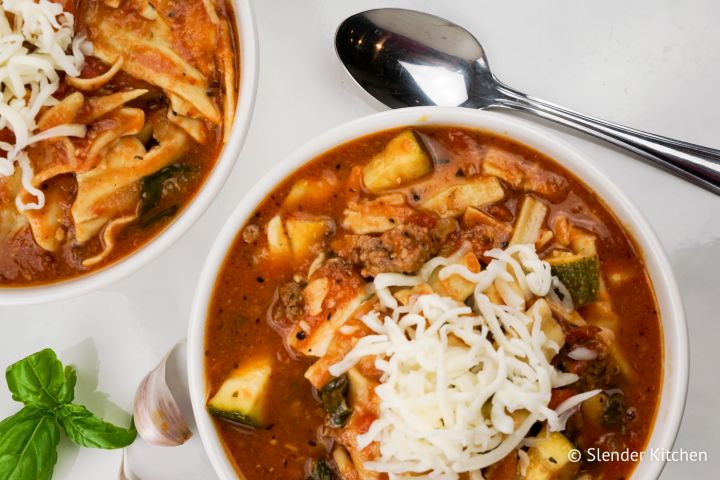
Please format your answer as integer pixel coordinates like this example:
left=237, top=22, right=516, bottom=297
left=118, top=449, right=139, bottom=480
left=134, top=342, right=192, bottom=447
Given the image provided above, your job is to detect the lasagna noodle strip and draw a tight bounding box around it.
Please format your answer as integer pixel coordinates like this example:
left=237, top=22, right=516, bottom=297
left=218, top=18, right=236, bottom=141
left=27, top=137, right=78, bottom=186
left=167, top=109, right=207, bottom=144
left=81, top=214, right=137, bottom=267
left=36, top=92, right=85, bottom=131
left=72, top=115, right=191, bottom=243
left=65, top=56, right=124, bottom=91
left=20, top=184, right=67, bottom=251
left=72, top=137, right=147, bottom=243
left=76, top=89, right=149, bottom=124
left=0, top=171, right=28, bottom=243
left=80, top=107, right=146, bottom=168
left=89, top=17, right=221, bottom=124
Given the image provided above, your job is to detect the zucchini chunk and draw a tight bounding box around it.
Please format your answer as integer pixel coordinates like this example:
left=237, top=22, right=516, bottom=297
left=207, top=355, right=273, bottom=427
left=363, top=130, right=432, bottom=193
left=285, top=216, right=334, bottom=262
left=526, top=427, right=580, bottom=480
left=284, top=176, right=336, bottom=209
left=547, top=253, right=600, bottom=307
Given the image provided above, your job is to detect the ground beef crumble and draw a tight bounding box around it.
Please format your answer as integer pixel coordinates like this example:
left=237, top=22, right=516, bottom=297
left=335, top=220, right=456, bottom=277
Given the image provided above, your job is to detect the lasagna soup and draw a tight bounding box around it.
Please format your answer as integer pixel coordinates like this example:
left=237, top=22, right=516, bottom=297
left=205, top=128, right=662, bottom=480
left=0, top=0, right=237, bottom=285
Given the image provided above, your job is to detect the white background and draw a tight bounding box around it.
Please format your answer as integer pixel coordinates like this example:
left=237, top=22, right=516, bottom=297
left=1, top=0, right=719, bottom=478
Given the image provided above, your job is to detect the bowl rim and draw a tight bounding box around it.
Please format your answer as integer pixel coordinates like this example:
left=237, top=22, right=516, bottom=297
left=0, top=0, right=260, bottom=305
left=187, top=106, right=688, bottom=480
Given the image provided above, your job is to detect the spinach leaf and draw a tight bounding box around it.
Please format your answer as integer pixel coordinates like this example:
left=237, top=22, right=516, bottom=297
left=305, top=459, right=338, bottom=480
left=318, top=374, right=353, bottom=428
left=0, top=407, right=60, bottom=480
left=137, top=205, right=179, bottom=229
left=139, top=164, right=196, bottom=215
left=602, top=393, right=627, bottom=429
left=57, top=404, right=136, bottom=449
left=5, top=349, right=75, bottom=408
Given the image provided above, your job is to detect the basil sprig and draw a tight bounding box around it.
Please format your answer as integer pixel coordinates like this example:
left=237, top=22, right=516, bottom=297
left=0, top=349, right=136, bottom=480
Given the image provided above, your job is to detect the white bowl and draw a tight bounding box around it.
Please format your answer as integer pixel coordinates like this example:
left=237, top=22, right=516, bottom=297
left=187, top=107, right=688, bottom=480
left=0, top=0, right=259, bottom=305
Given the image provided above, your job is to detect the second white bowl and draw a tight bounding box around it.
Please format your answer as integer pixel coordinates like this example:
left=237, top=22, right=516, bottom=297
left=0, top=0, right=259, bottom=305
left=187, top=107, right=688, bottom=480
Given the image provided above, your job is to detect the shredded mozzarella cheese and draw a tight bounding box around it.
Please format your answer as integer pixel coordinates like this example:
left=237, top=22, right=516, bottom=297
left=517, top=449, right=530, bottom=476
left=567, top=346, right=598, bottom=361
left=329, top=244, right=599, bottom=479
left=0, top=0, right=91, bottom=210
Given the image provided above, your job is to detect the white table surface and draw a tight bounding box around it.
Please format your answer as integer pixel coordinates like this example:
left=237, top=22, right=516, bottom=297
left=1, top=0, right=719, bottom=478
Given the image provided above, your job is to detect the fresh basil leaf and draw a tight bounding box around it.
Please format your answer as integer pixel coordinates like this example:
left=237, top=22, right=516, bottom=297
left=57, top=404, right=136, bottom=449
left=5, top=349, right=75, bottom=408
left=62, top=367, right=77, bottom=404
left=139, top=164, right=196, bottom=215
left=0, top=407, right=60, bottom=480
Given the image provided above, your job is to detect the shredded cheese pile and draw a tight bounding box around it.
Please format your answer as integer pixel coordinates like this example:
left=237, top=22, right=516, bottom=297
left=329, top=244, right=599, bottom=479
left=0, top=0, right=91, bottom=210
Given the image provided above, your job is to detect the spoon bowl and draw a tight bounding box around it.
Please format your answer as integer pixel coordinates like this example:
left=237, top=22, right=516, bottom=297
left=335, top=8, right=499, bottom=109
left=336, top=8, right=720, bottom=194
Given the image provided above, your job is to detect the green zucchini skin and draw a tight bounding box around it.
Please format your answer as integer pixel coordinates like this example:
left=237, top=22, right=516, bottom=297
left=548, top=255, right=600, bottom=307
left=207, top=406, right=261, bottom=428
left=206, top=355, right=273, bottom=428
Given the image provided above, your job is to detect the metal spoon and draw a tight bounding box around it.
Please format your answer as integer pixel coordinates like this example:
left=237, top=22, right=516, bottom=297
left=335, top=8, right=720, bottom=195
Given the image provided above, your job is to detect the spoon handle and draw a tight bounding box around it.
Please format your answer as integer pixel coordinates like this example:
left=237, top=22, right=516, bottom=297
left=495, top=84, right=720, bottom=195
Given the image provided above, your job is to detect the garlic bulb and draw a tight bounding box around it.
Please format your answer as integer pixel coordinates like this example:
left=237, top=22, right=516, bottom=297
left=118, top=449, right=138, bottom=480
left=134, top=342, right=192, bottom=446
